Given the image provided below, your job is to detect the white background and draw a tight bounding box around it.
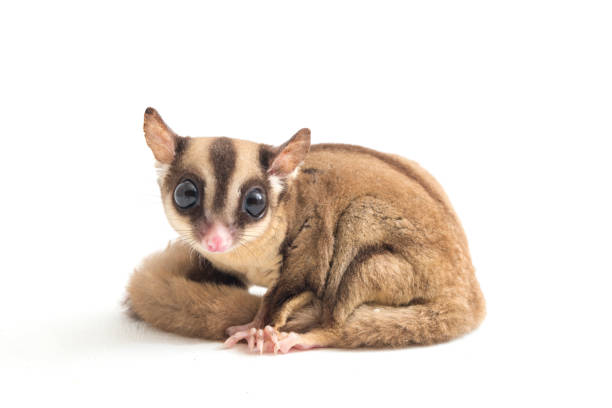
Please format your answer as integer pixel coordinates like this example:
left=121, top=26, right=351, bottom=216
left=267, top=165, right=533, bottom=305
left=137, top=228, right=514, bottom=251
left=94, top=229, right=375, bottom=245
left=1, top=1, right=611, bottom=407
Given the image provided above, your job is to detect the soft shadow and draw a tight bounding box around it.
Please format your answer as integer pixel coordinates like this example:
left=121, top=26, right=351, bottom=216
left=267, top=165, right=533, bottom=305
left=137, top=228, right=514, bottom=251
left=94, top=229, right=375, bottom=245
left=51, top=307, right=218, bottom=359
left=50, top=307, right=432, bottom=359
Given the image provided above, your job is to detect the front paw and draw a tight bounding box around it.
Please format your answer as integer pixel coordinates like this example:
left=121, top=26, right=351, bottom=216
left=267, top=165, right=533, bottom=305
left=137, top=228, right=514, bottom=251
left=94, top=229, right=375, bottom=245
left=224, top=326, right=314, bottom=354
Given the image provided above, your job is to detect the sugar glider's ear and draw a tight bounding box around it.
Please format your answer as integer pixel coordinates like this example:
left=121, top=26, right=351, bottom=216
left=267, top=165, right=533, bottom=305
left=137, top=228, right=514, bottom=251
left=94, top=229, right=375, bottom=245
left=143, top=107, right=178, bottom=164
left=268, top=128, right=311, bottom=177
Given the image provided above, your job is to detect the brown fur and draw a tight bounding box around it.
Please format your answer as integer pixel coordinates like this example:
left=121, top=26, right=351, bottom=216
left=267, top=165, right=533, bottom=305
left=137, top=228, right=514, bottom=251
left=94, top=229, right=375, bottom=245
left=256, top=145, right=486, bottom=347
left=126, top=240, right=259, bottom=340
left=126, top=240, right=482, bottom=347
left=128, top=108, right=486, bottom=348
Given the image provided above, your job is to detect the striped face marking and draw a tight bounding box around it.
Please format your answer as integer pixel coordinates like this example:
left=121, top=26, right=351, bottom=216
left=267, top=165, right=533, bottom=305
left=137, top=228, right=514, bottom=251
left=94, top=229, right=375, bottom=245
left=144, top=108, right=310, bottom=268
left=160, top=137, right=284, bottom=255
left=209, top=138, right=236, bottom=212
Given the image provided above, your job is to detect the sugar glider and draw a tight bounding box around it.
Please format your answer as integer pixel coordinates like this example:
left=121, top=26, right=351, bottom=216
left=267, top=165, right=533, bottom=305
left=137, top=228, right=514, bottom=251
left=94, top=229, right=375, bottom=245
left=126, top=108, right=485, bottom=353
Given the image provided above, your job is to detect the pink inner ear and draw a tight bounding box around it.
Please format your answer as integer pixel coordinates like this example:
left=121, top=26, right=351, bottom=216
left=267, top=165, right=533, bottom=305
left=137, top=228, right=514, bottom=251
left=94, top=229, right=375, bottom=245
left=269, top=151, right=295, bottom=176
left=145, top=130, right=175, bottom=164
left=268, top=129, right=311, bottom=176
left=144, top=108, right=176, bottom=164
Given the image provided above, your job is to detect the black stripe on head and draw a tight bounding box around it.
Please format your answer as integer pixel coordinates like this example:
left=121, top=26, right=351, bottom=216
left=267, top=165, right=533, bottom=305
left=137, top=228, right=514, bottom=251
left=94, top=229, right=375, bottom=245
left=172, top=136, right=189, bottom=163
left=209, top=137, right=236, bottom=211
left=258, top=144, right=278, bottom=173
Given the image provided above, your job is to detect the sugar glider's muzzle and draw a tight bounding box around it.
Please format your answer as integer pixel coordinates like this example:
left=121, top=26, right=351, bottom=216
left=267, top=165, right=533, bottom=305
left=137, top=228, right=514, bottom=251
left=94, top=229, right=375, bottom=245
left=202, top=222, right=233, bottom=253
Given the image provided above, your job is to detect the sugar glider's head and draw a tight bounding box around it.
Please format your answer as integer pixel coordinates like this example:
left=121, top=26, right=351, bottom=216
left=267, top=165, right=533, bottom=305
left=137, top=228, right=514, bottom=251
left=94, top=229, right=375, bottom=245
left=143, top=107, right=310, bottom=255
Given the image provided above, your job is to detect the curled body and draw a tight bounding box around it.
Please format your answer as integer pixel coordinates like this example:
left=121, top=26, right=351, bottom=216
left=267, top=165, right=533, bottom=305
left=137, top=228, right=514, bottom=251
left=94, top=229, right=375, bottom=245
left=126, top=108, right=486, bottom=352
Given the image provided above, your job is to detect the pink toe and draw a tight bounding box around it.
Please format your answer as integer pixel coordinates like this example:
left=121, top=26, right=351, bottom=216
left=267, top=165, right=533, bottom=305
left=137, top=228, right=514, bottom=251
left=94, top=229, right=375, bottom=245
left=256, top=329, right=265, bottom=354
left=224, top=330, right=250, bottom=348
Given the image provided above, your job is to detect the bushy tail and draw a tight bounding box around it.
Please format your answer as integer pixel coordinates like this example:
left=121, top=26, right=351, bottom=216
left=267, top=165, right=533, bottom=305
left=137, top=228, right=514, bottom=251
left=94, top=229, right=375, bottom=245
left=125, top=241, right=261, bottom=341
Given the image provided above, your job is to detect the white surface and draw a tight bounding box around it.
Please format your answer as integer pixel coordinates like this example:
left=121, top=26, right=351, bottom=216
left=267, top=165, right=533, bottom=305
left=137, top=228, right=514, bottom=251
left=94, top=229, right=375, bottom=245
left=1, top=1, right=611, bottom=407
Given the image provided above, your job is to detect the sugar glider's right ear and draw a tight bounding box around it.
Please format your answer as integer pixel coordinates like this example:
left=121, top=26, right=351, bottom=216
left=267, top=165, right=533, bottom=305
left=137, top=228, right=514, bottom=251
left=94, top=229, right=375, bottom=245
left=143, top=107, right=178, bottom=164
left=267, top=128, right=311, bottom=177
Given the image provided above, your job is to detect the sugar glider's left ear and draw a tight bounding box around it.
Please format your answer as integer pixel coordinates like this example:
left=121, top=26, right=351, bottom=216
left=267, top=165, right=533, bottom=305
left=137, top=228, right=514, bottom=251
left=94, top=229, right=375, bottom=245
left=143, top=107, right=178, bottom=164
left=268, top=128, right=311, bottom=177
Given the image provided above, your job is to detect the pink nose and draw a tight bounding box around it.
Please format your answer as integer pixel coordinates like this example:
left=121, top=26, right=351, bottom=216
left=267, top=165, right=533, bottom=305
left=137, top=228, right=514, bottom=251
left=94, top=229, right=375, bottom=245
left=202, top=223, right=232, bottom=253
left=206, top=235, right=226, bottom=252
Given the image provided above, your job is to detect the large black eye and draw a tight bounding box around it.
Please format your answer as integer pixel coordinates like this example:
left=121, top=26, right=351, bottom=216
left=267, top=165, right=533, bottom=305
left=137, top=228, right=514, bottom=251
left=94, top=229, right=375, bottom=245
left=174, top=179, right=199, bottom=209
left=243, top=187, right=266, bottom=218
